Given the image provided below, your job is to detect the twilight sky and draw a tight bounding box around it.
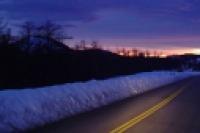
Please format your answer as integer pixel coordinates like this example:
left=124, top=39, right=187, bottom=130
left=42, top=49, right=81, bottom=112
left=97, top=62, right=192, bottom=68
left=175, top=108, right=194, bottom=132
left=1, top=0, right=200, bottom=54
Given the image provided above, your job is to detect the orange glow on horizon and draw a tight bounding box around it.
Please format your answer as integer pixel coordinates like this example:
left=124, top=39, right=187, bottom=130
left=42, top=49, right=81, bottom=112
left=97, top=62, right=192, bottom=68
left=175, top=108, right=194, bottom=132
left=103, top=46, right=200, bottom=57
left=192, top=49, right=200, bottom=55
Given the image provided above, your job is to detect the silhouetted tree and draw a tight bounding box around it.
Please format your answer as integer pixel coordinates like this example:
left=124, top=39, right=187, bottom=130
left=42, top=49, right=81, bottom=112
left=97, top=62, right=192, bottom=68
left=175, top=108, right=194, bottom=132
left=74, top=40, right=87, bottom=50
left=90, top=41, right=101, bottom=49
left=153, top=51, right=161, bottom=57
left=36, top=20, right=65, bottom=43
left=19, top=21, right=35, bottom=41
left=74, top=43, right=81, bottom=50
left=132, top=48, right=139, bottom=57
left=145, top=50, right=151, bottom=57
left=138, top=52, right=145, bottom=57
left=122, top=48, right=127, bottom=56
left=0, top=19, right=11, bottom=45
left=0, top=18, right=7, bottom=35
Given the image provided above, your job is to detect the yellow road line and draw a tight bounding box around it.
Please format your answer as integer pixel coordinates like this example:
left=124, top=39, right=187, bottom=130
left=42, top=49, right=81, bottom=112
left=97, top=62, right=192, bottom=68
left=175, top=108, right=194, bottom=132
left=110, top=88, right=184, bottom=133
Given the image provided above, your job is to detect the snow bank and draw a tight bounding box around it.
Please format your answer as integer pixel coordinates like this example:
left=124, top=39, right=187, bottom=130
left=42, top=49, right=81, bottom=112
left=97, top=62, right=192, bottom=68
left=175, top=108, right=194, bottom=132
left=0, top=72, right=198, bottom=132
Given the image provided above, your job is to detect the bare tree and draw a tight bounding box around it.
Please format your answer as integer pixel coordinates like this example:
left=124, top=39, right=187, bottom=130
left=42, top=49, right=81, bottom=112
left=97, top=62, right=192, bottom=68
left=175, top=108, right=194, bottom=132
left=74, top=44, right=81, bottom=50
left=80, top=40, right=86, bottom=50
left=0, top=18, right=11, bottom=45
left=153, top=51, right=164, bottom=57
left=0, top=18, right=7, bottom=35
left=36, top=20, right=67, bottom=43
left=19, top=21, right=35, bottom=40
left=145, top=50, right=151, bottom=57
left=90, top=41, right=101, bottom=49
left=122, top=48, right=129, bottom=56
left=132, top=48, right=139, bottom=57
left=138, top=51, right=145, bottom=57
left=74, top=40, right=87, bottom=50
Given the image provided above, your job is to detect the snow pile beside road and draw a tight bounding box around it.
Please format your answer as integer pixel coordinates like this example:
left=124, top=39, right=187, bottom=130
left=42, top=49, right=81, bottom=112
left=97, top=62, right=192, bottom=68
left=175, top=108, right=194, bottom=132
left=0, top=72, right=198, bottom=132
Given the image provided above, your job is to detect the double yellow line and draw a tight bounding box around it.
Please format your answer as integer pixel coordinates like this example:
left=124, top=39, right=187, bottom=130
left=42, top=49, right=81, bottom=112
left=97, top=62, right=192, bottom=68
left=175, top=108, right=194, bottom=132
left=110, top=88, right=184, bottom=133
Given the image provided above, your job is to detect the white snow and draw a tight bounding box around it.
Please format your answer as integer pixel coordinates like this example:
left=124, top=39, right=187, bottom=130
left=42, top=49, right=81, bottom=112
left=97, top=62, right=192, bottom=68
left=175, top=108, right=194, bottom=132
left=0, top=71, right=198, bottom=132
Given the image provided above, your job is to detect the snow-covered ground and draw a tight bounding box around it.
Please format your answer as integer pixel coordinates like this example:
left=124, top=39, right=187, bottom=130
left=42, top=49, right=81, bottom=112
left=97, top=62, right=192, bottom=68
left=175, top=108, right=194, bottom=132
left=0, top=72, right=199, bottom=132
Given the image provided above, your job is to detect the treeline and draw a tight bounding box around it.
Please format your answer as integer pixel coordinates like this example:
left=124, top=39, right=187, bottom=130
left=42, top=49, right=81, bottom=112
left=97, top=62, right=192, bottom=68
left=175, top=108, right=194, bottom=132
left=0, top=19, right=183, bottom=89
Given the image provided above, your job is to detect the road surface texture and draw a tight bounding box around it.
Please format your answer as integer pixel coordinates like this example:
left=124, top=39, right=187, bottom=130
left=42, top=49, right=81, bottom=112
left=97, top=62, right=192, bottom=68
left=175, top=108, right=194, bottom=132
left=31, top=76, right=200, bottom=133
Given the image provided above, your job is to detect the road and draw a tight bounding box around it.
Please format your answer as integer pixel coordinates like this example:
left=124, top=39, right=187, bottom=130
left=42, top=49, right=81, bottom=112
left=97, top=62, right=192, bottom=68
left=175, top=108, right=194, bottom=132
left=32, top=76, right=200, bottom=133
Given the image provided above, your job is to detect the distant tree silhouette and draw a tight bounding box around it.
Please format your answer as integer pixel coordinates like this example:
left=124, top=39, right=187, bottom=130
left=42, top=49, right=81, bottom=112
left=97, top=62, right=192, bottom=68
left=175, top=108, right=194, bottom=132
left=74, top=40, right=87, bottom=50
left=74, top=43, right=80, bottom=50
left=80, top=40, right=87, bottom=49
left=0, top=18, right=7, bottom=35
left=36, top=20, right=66, bottom=43
left=19, top=21, right=35, bottom=41
left=0, top=19, right=11, bottom=45
left=132, top=48, right=139, bottom=57
left=145, top=50, right=151, bottom=57
left=90, top=41, right=101, bottom=49
left=121, top=48, right=127, bottom=56
left=153, top=51, right=161, bottom=57
left=138, top=52, right=145, bottom=57
left=74, top=40, right=101, bottom=50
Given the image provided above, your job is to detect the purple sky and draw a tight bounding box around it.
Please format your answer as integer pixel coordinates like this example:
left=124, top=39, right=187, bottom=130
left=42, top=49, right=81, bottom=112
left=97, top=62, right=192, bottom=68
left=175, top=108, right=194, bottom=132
left=1, top=0, right=200, bottom=53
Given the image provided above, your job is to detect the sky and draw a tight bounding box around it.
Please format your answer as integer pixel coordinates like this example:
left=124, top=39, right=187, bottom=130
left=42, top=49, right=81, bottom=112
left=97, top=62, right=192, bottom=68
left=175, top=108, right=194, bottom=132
left=1, top=0, right=200, bottom=54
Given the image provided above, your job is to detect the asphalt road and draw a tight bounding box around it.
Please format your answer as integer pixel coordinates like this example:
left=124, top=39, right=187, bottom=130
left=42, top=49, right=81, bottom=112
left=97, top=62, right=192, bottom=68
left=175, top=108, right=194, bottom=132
left=32, top=76, right=200, bottom=133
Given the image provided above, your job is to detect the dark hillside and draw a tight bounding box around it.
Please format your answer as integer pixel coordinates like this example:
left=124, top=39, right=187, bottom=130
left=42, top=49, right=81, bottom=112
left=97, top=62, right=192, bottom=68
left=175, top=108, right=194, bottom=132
left=0, top=41, right=182, bottom=89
